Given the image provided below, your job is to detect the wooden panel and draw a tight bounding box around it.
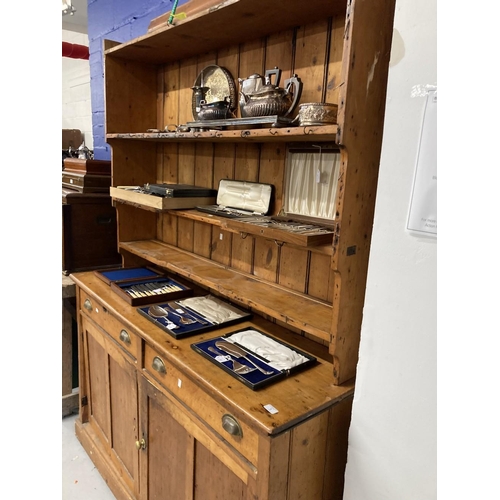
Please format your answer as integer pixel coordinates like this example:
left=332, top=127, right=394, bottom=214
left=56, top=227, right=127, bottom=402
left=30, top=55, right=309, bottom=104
left=230, top=233, right=254, bottom=274
left=141, top=378, right=190, bottom=500
left=325, top=15, right=346, bottom=106
left=264, top=29, right=294, bottom=82
left=159, top=142, right=179, bottom=183
left=278, top=246, right=308, bottom=293
left=179, top=56, right=198, bottom=126
left=109, top=139, right=157, bottom=187
left=116, top=204, right=157, bottom=245
left=194, top=442, right=246, bottom=500
left=293, top=19, right=330, bottom=104
left=287, top=410, right=330, bottom=500
left=332, top=0, right=396, bottom=384
left=322, top=397, right=353, bottom=500
left=253, top=238, right=278, bottom=283
left=178, top=143, right=196, bottom=184
left=105, top=57, right=157, bottom=134
left=160, top=212, right=178, bottom=246
left=258, top=144, right=286, bottom=216
left=109, top=355, right=139, bottom=494
left=162, top=61, right=180, bottom=130
left=308, top=253, right=333, bottom=302
left=86, top=328, right=110, bottom=443
left=234, top=143, right=260, bottom=181
left=211, top=227, right=232, bottom=266
left=213, top=143, right=236, bottom=183
left=177, top=215, right=195, bottom=252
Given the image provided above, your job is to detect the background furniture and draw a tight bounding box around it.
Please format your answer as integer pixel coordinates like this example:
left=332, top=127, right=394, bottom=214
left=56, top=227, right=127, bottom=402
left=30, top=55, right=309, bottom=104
left=62, top=273, right=78, bottom=417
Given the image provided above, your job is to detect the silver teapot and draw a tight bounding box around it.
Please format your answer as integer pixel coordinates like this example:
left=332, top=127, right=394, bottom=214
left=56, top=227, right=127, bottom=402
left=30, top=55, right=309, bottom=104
left=238, top=67, right=302, bottom=118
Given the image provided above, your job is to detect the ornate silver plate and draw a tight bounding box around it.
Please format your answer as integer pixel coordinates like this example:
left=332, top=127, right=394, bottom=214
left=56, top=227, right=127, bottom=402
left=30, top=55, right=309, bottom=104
left=192, top=65, right=237, bottom=120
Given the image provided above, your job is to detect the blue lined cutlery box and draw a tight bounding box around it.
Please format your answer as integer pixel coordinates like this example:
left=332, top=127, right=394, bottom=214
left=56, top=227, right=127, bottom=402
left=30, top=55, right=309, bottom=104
left=137, top=295, right=252, bottom=339
left=94, top=266, right=193, bottom=306
left=191, top=328, right=317, bottom=390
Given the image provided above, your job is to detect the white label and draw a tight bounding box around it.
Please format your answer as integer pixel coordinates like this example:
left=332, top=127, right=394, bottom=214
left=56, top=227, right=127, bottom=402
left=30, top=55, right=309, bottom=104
left=215, top=355, right=231, bottom=363
left=219, top=233, right=223, bottom=240
left=263, top=404, right=279, bottom=415
left=177, top=378, right=182, bottom=388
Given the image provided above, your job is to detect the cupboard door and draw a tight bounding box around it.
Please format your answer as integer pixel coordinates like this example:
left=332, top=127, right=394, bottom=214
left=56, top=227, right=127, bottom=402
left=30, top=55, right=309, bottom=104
left=139, top=376, right=249, bottom=500
left=82, top=316, right=140, bottom=498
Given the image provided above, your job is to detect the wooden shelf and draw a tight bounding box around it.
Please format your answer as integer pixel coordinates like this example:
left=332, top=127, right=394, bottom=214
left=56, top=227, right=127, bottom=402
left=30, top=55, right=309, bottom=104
left=107, top=125, right=339, bottom=144
left=175, top=209, right=336, bottom=255
left=110, top=187, right=216, bottom=212
left=104, top=0, right=347, bottom=65
left=119, top=239, right=333, bottom=341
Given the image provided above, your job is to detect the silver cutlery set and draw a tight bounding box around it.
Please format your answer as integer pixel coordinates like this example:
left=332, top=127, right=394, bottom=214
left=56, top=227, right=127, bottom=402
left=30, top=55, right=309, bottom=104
left=124, top=281, right=183, bottom=299
left=208, top=341, right=274, bottom=376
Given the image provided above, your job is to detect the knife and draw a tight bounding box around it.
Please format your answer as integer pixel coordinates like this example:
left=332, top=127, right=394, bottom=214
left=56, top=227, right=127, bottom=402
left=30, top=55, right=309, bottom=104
left=215, top=341, right=274, bottom=375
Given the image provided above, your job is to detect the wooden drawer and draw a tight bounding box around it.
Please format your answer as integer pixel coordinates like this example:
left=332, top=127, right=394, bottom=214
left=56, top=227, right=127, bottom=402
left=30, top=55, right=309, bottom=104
left=79, top=289, right=140, bottom=360
left=143, top=343, right=259, bottom=467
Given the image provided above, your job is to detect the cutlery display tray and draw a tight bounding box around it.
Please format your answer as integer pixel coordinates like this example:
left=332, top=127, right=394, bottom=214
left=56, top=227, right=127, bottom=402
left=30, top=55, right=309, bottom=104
left=191, top=328, right=317, bottom=390
left=94, top=266, right=193, bottom=306
left=137, top=296, right=252, bottom=339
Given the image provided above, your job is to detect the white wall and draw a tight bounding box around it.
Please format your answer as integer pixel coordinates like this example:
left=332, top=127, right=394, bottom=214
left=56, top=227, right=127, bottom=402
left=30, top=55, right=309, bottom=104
left=342, top=0, right=437, bottom=498
left=62, top=29, right=93, bottom=150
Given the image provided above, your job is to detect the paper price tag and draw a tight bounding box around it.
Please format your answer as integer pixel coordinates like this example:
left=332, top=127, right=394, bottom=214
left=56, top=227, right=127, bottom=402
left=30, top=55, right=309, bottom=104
left=263, top=404, right=278, bottom=415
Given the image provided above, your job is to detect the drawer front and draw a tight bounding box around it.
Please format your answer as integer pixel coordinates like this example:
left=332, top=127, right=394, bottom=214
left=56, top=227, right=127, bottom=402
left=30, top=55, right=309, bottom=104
left=79, top=289, right=140, bottom=360
left=143, top=343, right=259, bottom=466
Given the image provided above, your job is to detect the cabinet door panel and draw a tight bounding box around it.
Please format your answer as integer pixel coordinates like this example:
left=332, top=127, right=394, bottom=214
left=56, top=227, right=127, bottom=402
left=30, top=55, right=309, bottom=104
left=109, top=356, right=139, bottom=489
left=83, top=316, right=139, bottom=497
left=140, top=377, right=191, bottom=500
left=194, top=442, right=246, bottom=500
left=86, top=328, right=110, bottom=442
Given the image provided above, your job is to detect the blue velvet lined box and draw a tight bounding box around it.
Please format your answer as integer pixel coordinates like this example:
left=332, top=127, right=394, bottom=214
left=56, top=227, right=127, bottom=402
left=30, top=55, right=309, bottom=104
left=137, top=296, right=252, bottom=339
left=191, top=328, right=317, bottom=390
left=94, top=266, right=193, bottom=306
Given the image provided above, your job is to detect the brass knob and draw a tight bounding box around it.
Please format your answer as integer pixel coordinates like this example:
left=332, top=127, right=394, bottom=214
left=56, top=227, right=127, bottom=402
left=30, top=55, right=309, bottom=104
left=221, top=414, right=243, bottom=437
left=119, top=329, right=131, bottom=345
left=135, top=438, right=146, bottom=450
left=152, top=356, right=166, bottom=374
left=84, top=298, right=92, bottom=311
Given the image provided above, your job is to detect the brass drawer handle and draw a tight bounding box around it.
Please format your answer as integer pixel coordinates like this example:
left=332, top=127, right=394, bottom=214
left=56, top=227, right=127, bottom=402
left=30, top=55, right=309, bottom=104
left=222, top=414, right=243, bottom=438
left=84, top=298, right=92, bottom=311
left=119, top=329, right=131, bottom=345
left=152, top=356, right=166, bottom=374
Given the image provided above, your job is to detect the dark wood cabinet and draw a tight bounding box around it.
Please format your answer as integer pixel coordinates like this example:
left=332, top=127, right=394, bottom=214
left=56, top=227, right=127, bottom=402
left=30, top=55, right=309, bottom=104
left=62, top=189, right=121, bottom=274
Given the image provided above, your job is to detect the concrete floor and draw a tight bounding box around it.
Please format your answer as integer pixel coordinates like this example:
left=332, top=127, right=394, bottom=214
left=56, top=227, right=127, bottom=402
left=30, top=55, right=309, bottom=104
left=62, top=413, right=116, bottom=499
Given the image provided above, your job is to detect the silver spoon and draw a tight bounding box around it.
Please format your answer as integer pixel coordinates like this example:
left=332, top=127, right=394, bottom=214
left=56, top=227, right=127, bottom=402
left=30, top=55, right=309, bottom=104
left=147, top=305, right=178, bottom=329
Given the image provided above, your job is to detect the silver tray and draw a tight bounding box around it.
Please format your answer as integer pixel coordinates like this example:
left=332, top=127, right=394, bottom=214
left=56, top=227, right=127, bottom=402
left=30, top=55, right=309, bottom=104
left=192, top=65, right=237, bottom=120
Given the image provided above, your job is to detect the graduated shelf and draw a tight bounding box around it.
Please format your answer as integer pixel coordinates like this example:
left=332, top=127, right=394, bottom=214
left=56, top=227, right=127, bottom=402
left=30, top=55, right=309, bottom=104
left=119, top=239, right=334, bottom=342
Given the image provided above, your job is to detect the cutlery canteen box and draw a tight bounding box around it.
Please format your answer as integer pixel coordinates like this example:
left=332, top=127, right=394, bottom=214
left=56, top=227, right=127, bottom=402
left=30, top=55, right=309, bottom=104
left=196, top=179, right=273, bottom=218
